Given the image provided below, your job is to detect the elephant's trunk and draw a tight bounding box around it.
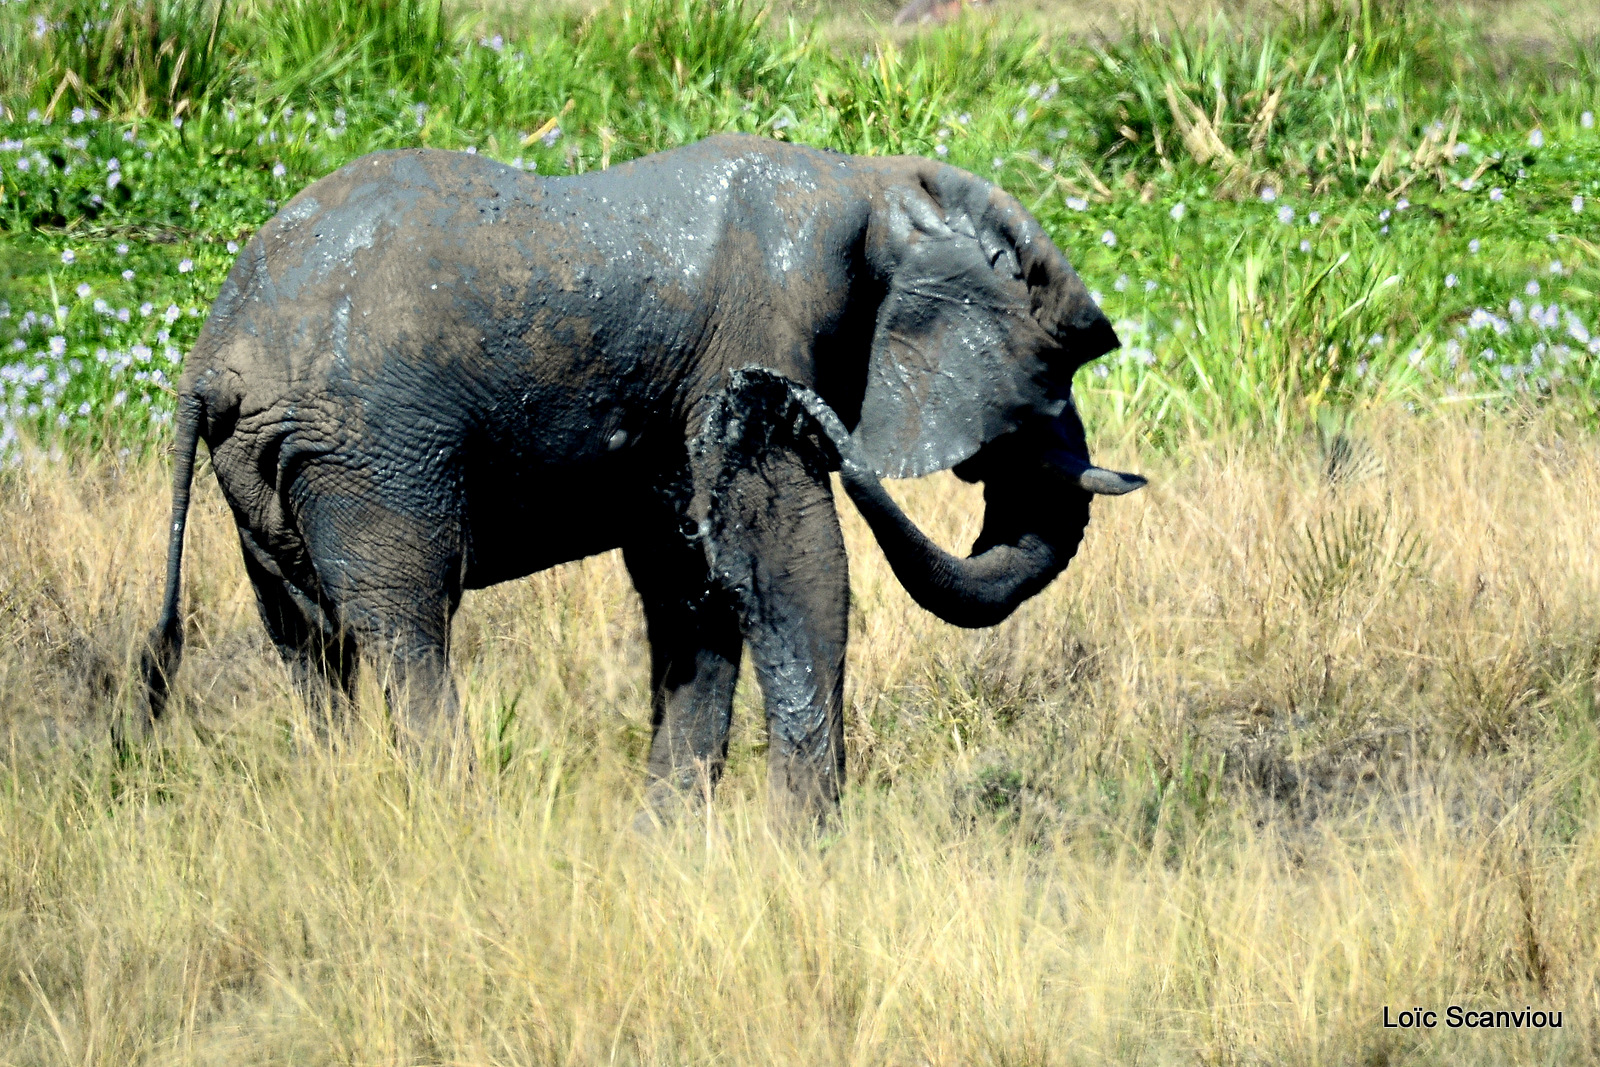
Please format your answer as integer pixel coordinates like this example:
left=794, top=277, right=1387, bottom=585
left=730, top=368, right=1142, bottom=630
left=836, top=469, right=1071, bottom=629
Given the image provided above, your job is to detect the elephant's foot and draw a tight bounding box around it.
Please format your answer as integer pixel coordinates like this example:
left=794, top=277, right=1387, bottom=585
left=632, top=765, right=720, bottom=835
left=766, top=754, right=843, bottom=834
left=110, top=704, right=156, bottom=757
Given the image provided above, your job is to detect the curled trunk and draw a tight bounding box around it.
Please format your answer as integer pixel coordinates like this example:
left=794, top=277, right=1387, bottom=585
left=836, top=468, right=1079, bottom=628
left=736, top=368, right=1141, bottom=629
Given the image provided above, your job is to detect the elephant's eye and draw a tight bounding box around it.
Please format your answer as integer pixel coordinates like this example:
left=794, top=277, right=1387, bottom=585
left=989, top=247, right=1022, bottom=279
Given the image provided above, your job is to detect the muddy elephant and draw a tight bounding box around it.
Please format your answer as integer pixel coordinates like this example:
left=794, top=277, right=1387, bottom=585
left=135, top=133, right=1143, bottom=820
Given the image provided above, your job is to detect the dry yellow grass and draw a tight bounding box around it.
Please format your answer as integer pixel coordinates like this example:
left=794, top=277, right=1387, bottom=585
left=2, top=413, right=1598, bottom=1064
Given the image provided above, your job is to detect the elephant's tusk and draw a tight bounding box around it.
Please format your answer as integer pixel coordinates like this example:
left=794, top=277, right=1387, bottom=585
left=1044, top=450, right=1148, bottom=496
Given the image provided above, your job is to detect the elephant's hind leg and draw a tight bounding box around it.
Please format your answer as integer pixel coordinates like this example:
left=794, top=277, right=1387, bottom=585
left=623, top=536, right=744, bottom=826
left=293, top=471, right=472, bottom=775
left=238, top=528, right=355, bottom=728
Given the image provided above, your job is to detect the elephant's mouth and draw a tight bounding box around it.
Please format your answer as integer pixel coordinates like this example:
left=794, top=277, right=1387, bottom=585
left=1034, top=394, right=1148, bottom=497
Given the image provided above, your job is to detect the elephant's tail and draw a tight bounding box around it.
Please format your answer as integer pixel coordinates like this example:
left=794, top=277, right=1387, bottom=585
left=136, top=392, right=205, bottom=731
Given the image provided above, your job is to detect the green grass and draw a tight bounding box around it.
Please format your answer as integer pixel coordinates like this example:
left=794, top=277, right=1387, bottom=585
left=0, top=0, right=1597, bottom=461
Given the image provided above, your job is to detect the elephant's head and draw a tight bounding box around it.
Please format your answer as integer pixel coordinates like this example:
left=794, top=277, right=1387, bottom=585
left=814, top=160, right=1144, bottom=627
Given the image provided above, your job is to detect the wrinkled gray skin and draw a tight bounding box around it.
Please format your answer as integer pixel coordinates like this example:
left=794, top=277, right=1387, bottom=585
left=134, top=133, right=1144, bottom=820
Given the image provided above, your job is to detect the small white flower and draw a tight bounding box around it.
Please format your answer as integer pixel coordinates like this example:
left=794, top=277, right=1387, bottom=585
left=1550, top=260, right=1563, bottom=275
left=1114, top=274, right=1128, bottom=291
left=1259, top=186, right=1276, bottom=202
left=70, top=107, right=84, bottom=124
left=113, top=390, right=126, bottom=406
left=116, top=243, right=128, bottom=256
left=272, top=162, right=286, bottom=178
left=1100, top=230, right=1117, bottom=247
left=1584, top=111, right=1596, bottom=129
left=1277, top=205, right=1294, bottom=224
left=1379, top=208, right=1392, bottom=222
left=934, top=144, right=948, bottom=157
left=61, top=249, right=75, bottom=264
left=991, top=157, right=1003, bottom=170
left=1014, top=108, right=1028, bottom=124
left=1528, top=128, right=1544, bottom=148
left=178, top=258, right=193, bottom=273
left=1308, top=211, right=1321, bottom=224
left=1300, top=239, right=1312, bottom=253
left=77, top=401, right=90, bottom=416
left=172, top=116, right=183, bottom=128
left=226, top=240, right=238, bottom=253
left=1169, top=202, right=1186, bottom=221
left=1381, top=225, right=1389, bottom=234
left=1469, top=239, right=1481, bottom=254
left=1574, top=195, right=1585, bottom=213
left=107, top=172, right=121, bottom=190
left=1453, top=143, right=1471, bottom=157
left=75, top=283, right=90, bottom=299
left=49, top=336, right=66, bottom=356
left=164, top=304, right=181, bottom=324
left=1144, top=280, right=1158, bottom=293
left=1446, top=273, right=1458, bottom=288
left=958, top=113, right=971, bottom=125
left=1489, top=187, right=1504, bottom=201
left=121, top=269, right=134, bottom=281
left=1065, top=196, right=1088, bottom=211
left=1395, top=197, right=1410, bottom=211
left=1526, top=280, right=1541, bottom=296
left=1459, top=177, right=1476, bottom=191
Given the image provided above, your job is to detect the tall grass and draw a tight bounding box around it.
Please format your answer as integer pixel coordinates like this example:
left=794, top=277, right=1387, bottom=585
left=6, top=0, right=233, bottom=118
left=2, top=417, right=1598, bottom=1062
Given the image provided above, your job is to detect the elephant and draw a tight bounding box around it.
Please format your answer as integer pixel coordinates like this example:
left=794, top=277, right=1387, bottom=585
left=134, top=132, right=1144, bottom=820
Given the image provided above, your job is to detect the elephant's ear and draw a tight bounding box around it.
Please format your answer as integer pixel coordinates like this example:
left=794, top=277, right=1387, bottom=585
left=850, top=169, right=1116, bottom=480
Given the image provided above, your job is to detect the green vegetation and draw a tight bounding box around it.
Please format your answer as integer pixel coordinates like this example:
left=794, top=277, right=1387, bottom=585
left=1, top=0, right=1597, bottom=459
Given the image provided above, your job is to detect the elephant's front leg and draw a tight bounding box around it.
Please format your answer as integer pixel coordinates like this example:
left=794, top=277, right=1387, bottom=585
left=623, top=538, right=744, bottom=825
left=703, top=445, right=849, bottom=824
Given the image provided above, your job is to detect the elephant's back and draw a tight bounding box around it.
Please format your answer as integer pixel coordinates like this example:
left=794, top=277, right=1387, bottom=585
left=186, top=151, right=567, bottom=420
left=243, top=148, right=551, bottom=317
